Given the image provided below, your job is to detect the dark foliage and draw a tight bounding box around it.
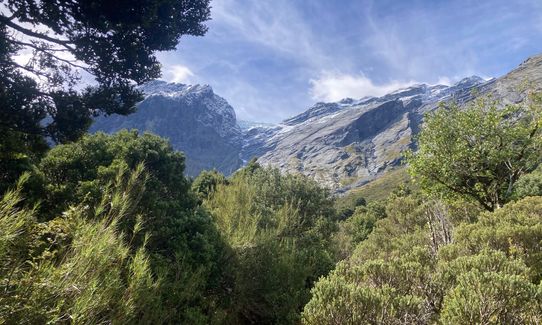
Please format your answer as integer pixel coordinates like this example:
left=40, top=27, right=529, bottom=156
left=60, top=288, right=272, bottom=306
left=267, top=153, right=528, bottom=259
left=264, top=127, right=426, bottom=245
left=0, top=0, right=211, bottom=192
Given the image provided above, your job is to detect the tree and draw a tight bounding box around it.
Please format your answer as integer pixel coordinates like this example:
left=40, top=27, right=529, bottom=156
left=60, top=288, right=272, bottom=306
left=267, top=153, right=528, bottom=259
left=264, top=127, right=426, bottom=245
left=407, top=94, right=542, bottom=211
left=192, top=169, right=228, bottom=201
left=33, top=130, right=220, bottom=262
left=204, top=166, right=337, bottom=324
left=0, top=0, right=211, bottom=192
left=332, top=201, right=386, bottom=260
left=28, top=130, right=227, bottom=323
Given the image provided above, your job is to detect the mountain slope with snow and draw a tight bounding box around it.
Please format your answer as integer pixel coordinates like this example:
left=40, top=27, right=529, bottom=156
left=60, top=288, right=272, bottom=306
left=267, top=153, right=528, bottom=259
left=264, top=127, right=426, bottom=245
left=243, top=54, right=542, bottom=192
left=241, top=81, right=476, bottom=191
left=90, top=54, right=542, bottom=190
left=91, top=80, right=243, bottom=176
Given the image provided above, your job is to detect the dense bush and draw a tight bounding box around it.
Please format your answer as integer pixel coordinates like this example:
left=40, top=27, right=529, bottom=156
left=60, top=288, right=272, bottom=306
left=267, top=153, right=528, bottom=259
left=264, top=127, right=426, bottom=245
left=303, top=188, right=542, bottom=324
left=5, top=131, right=229, bottom=323
left=512, top=165, right=542, bottom=200
left=0, top=165, right=163, bottom=323
left=0, top=131, right=345, bottom=324
left=31, top=130, right=222, bottom=267
left=203, top=163, right=337, bottom=324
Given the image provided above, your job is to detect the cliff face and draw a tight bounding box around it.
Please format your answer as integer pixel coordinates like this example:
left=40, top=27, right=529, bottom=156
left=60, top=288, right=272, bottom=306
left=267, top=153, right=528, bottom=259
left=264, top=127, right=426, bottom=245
left=91, top=80, right=243, bottom=176
left=243, top=54, right=542, bottom=192
left=241, top=82, right=477, bottom=191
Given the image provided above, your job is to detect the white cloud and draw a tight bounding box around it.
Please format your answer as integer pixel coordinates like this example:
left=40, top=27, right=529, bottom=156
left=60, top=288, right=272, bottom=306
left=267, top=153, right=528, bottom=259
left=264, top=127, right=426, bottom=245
left=165, top=64, right=195, bottom=83
left=310, top=72, right=418, bottom=102
left=435, top=76, right=452, bottom=86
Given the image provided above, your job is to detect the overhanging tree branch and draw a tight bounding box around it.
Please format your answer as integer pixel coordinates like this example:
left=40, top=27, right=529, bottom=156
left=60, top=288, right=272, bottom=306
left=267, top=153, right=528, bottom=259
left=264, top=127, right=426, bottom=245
left=0, top=15, right=75, bottom=51
left=9, top=38, right=69, bottom=52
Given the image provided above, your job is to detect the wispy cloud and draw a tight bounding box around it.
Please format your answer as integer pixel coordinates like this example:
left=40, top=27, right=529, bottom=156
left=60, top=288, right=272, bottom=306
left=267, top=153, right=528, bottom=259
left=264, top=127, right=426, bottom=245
left=165, top=64, right=195, bottom=83
left=211, top=0, right=333, bottom=69
left=158, top=0, right=542, bottom=122
left=310, top=72, right=418, bottom=102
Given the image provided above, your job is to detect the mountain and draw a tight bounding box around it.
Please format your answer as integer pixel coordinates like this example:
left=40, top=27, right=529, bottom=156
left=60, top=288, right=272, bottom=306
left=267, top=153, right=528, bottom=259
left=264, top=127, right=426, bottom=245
left=237, top=120, right=276, bottom=131
left=241, top=82, right=476, bottom=191
left=90, top=54, right=542, bottom=189
left=91, top=80, right=243, bottom=176
left=243, top=54, right=542, bottom=192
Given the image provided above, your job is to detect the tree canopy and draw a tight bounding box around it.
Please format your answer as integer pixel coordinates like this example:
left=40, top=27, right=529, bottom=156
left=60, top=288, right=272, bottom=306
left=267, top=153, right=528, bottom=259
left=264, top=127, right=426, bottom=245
left=407, top=94, right=542, bottom=211
left=22, top=130, right=226, bottom=323
left=203, top=164, right=338, bottom=324
left=0, top=0, right=211, bottom=192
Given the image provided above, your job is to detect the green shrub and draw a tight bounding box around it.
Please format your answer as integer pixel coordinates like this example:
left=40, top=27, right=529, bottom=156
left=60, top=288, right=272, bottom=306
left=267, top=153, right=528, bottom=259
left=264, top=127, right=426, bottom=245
left=204, top=165, right=337, bottom=324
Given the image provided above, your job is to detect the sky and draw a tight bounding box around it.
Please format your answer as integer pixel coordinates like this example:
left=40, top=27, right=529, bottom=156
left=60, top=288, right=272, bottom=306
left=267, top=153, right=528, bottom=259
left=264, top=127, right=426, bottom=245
left=157, top=0, right=542, bottom=123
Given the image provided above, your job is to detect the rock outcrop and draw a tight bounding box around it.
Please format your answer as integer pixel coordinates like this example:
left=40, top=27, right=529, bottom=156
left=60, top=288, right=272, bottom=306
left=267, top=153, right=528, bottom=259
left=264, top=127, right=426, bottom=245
left=91, top=80, right=243, bottom=176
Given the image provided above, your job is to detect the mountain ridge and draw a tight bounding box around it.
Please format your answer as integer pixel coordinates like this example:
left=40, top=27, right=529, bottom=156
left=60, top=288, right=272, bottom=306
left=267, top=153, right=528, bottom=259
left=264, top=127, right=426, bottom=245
left=91, top=80, right=243, bottom=176
left=91, top=53, right=542, bottom=190
left=242, top=75, right=491, bottom=191
left=243, top=53, right=542, bottom=192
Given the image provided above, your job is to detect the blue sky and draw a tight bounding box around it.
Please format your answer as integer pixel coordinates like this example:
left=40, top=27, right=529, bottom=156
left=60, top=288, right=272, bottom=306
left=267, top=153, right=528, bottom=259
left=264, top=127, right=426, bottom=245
left=157, top=0, right=542, bottom=123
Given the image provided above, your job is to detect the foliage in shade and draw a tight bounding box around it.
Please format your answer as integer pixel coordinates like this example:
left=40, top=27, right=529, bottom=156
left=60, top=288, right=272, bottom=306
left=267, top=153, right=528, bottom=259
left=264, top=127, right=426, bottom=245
left=0, top=0, right=211, bottom=193
left=203, top=163, right=338, bottom=324
left=192, top=169, right=229, bottom=201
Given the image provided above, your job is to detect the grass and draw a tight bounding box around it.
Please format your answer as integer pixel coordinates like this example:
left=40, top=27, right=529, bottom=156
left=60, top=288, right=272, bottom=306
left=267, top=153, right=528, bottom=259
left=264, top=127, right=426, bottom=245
left=381, top=135, right=412, bottom=162
left=336, top=167, right=415, bottom=210
left=339, top=175, right=359, bottom=187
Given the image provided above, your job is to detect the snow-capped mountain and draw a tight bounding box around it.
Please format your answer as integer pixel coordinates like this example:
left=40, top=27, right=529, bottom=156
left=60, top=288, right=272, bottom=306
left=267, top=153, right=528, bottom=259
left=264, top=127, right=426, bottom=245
left=242, top=54, right=542, bottom=192
left=91, top=54, right=542, bottom=191
left=240, top=78, right=488, bottom=190
left=91, top=80, right=243, bottom=176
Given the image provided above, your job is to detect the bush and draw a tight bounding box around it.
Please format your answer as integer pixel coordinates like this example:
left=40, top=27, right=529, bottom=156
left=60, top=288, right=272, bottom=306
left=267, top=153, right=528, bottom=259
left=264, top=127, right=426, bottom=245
left=0, top=165, right=162, bottom=323
left=303, top=195, right=542, bottom=323
left=204, top=165, right=337, bottom=324
left=23, top=131, right=228, bottom=323
left=440, top=271, right=540, bottom=324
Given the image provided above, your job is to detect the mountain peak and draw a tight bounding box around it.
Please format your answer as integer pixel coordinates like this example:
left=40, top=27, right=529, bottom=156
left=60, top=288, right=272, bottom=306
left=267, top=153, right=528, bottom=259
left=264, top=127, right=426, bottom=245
left=139, top=80, right=213, bottom=97
left=92, top=80, right=241, bottom=176
left=454, top=76, right=485, bottom=87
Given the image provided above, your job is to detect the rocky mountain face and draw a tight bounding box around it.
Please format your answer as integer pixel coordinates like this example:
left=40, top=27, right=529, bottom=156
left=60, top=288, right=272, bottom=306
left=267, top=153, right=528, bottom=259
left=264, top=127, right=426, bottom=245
left=243, top=54, right=542, bottom=192
left=91, top=80, right=243, bottom=176
left=241, top=81, right=482, bottom=192
left=91, top=54, right=542, bottom=189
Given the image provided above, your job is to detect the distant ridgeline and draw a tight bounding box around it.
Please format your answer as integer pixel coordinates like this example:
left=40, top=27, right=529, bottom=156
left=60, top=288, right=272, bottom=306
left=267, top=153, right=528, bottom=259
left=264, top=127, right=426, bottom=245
left=91, top=81, right=244, bottom=176
left=93, top=54, right=542, bottom=190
